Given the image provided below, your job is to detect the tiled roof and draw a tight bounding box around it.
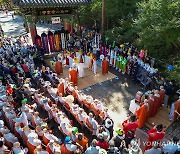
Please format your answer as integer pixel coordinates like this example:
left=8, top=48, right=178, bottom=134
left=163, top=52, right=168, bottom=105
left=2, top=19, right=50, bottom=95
left=12, top=0, right=92, bottom=7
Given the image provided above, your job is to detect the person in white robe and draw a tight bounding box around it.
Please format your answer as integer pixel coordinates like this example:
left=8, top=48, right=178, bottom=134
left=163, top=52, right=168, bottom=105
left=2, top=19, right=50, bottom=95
left=92, top=58, right=97, bottom=74
left=113, top=50, right=117, bottom=67
left=110, top=49, right=114, bottom=66
left=68, top=56, right=74, bottom=68
left=77, top=62, right=85, bottom=78
left=84, top=54, right=90, bottom=68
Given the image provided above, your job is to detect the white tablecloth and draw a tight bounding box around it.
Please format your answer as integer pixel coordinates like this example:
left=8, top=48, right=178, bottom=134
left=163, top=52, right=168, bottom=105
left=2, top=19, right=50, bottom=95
left=129, top=99, right=140, bottom=114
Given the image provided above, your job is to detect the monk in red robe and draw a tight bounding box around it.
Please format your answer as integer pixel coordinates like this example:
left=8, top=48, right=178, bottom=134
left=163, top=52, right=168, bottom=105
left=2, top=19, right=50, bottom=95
left=57, top=82, right=65, bottom=96
left=102, top=58, right=109, bottom=74
left=122, top=115, right=138, bottom=137
left=153, top=90, right=161, bottom=115
left=69, top=68, right=78, bottom=86
left=136, top=100, right=148, bottom=128
left=145, top=124, right=165, bottom=150
left=55, top=58, right=63, bottom=75
left=159, top=86, right=165, bottom=108
left=147, top=94, right=155, bottom=118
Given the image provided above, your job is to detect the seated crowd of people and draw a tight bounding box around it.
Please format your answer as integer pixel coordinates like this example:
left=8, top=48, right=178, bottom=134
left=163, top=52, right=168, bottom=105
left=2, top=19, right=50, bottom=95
left=0, top=34, right=180, bottom=154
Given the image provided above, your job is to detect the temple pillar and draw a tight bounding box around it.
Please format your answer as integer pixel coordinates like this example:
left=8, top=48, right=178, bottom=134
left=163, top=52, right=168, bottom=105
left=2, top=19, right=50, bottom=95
left=27, top=15, right=37, bottom=45
left=29, top=24, right=37, bottom=44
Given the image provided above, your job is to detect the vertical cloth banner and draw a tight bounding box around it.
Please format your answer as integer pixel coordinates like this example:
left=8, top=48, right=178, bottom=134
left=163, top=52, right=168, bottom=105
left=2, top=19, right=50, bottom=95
left=48, top=30, right=55, bottom=52
left=61, top=33, right=66, bottom=49
left=35, top=35, right=41, bottom=47
left=54, top=30, right=61, bottom=52
left=41, top=32, right=49, bottom=53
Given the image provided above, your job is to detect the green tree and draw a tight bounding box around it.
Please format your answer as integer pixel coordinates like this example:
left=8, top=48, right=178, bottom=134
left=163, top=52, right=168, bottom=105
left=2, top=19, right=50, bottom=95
left=134, top=0, right=180, bottom=58
left=0, top=0, right=12, bottom=8
left=134, top=0, right=180, bottom=84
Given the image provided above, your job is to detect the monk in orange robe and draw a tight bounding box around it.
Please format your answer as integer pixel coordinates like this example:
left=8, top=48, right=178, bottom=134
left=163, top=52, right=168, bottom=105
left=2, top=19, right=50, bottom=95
left=55, top=59, right=63, bottom=75
left=174, top=97, right=180, bottom=121
left=57, top=82, right=65, bottom=96
left=102, top=58, right=109, bottom=74
left=136, top=100, right=148, bottom=128
left=69, top=68, right=78, bottom=86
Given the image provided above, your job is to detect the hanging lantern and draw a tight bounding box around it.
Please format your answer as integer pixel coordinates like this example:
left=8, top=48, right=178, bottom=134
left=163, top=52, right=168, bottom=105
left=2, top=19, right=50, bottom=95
left=167, top=65, right=174, bottom=71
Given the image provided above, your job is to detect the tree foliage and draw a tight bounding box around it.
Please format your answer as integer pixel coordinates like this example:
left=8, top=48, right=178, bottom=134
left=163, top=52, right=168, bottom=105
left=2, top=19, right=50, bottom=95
left=0, top=0, right=12, bottom=8
left=134, top=0, right=180, bottom=58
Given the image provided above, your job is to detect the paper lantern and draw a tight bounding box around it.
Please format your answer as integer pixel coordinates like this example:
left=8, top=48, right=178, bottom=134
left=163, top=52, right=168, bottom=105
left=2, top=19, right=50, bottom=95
left=167, top=65, right=174, bottom=71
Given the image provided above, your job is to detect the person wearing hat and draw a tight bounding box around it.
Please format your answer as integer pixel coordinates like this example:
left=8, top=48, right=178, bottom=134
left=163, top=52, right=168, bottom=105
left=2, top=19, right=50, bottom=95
left=60, top=136, right=77, bottom=154
left=113, top=128, right=125, bottom=148
left=96, top=133, right=109, bottom=150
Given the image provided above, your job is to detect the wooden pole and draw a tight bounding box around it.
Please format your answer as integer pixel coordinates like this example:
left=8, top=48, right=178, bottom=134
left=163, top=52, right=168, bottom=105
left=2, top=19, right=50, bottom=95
left=101, top=0, right=105, bottom=45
